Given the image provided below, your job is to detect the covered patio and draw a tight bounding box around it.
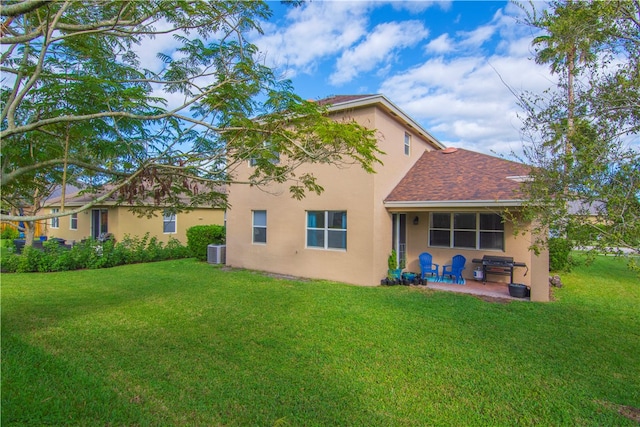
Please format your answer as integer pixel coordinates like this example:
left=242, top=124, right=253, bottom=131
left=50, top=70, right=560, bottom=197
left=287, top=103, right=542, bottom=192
left=421, top=278, right=529, bottom=301
left=385, top=148, right=550, bottom=302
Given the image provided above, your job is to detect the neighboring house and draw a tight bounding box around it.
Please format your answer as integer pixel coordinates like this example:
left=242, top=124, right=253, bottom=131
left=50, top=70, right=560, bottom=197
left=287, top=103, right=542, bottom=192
left=43, top=187, right=225, bottom=245
left=226, top=94, right=550, bottom=302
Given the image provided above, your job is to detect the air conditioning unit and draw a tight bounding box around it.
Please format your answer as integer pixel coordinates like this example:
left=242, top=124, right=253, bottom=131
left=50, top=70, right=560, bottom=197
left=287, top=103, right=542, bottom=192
left=207, top=244, right=226, bottom=264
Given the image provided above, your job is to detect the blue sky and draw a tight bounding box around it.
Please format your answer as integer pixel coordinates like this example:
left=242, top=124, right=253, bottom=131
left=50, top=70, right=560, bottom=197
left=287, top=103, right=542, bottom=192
left=250, top=1, right=554, bottom=158
left=132, top=1, right=554, bottom=158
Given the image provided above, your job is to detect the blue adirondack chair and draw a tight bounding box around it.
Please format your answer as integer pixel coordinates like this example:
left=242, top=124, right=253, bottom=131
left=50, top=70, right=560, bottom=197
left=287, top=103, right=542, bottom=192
left=442, top=255, right=466, bottom=284
left=419, top=252, right=439, bottom=282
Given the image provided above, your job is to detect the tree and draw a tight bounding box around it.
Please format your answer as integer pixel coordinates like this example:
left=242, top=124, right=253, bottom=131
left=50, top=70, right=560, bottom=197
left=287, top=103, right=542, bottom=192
left=516, top=0, right=640, bottom=262
left=0, top=0, right=381, bottom=244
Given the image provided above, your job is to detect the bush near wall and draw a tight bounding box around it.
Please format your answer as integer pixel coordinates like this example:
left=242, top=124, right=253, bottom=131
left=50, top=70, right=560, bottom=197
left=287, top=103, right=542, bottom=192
left=549, top=237, right=573, bottom=272
left=0, top=233, right=191, bottom=273
left=1, top=226, right=20, bottom=240
left=186, top=225, right=226, bottom=261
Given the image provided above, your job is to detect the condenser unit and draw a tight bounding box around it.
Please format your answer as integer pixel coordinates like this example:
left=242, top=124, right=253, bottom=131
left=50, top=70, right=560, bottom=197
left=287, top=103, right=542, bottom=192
left=207, top=244, right=226, bottom=264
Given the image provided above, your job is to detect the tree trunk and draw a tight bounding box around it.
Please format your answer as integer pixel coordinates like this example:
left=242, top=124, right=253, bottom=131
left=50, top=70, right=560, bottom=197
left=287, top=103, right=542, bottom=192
left=24, top=221, right=36, bottom=246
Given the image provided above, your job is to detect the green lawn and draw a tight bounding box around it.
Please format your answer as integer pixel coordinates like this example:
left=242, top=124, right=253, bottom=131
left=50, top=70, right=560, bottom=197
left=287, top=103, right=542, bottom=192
left=2, top=256, right=639, bottom=426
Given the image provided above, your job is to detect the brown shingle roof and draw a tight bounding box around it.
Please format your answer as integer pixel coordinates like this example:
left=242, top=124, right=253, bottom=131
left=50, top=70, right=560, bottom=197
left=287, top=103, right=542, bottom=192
left=385, top=148, right=532, bottom=204
left=45, top=183, right=226, bottom=208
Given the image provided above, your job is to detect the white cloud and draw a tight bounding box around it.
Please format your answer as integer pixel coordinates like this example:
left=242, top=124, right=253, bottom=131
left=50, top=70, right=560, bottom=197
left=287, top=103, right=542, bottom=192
left=330, top=20, right=429, bottom=85
left=389, top=0, right=453, bottom=13
left=458, top=24, right=496, bottom=48
left=425, top=34, right=454, bottom=54
left=380, top=36, right=554, bottom=156
left=371, top=3, right=561, bottom=157
left=255, top=2, right=372, bottom=76
left=131, top=19, right=183, bottom=74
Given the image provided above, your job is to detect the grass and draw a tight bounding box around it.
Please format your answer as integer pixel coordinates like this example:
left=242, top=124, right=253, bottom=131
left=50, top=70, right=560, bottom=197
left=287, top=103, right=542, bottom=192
left=2, top=255, right=639, bottom=426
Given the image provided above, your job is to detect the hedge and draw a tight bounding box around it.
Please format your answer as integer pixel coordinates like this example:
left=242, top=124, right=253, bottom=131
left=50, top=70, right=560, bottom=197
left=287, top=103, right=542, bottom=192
left=186, top=225, right=226, bottom=261
left=0, top=233, right=191, bottom=273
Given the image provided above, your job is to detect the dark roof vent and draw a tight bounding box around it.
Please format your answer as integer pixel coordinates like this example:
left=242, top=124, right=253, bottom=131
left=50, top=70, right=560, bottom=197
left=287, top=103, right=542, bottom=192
left=442, top=147, right=458, bottom=154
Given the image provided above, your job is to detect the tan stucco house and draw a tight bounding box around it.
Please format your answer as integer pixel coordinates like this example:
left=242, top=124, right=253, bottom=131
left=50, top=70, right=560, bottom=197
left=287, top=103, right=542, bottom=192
left=226, top=94, right=550, bottom=301
left=43, top=187, right=225, bottom=245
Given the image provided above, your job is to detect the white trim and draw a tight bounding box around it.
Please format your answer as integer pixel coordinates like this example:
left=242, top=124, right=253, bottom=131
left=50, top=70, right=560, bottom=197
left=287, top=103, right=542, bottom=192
left=162, top=211, right=176, bottom=234
left=404, top=132, right=411, bottom=156
left=50, top=208, right=60, bottom=229
left=384, top=200, right=525, bottom=209
left=252, top=210, right=267, bottom=244
left=69, top=213, right=78, bottom=230
left=305, top=210, right=347, bottom=250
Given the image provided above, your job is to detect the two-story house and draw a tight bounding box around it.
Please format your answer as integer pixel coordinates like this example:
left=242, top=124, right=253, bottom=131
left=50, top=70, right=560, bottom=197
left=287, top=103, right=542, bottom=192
left=226, top=94, right=549, bottom=301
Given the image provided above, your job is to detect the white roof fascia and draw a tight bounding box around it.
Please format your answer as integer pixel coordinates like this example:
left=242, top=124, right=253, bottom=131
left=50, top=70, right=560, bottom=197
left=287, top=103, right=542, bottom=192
left=326, top=95, right=446, bottom=150
left=384, top=200, right=525, bottom=209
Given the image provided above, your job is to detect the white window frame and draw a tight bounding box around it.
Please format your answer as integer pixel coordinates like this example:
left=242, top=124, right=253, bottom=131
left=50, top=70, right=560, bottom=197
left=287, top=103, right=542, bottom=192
left=163, top=211, right=176, bottom=234
left=428, top=212, right=504, bottom=251
left=306, top=210, right=347, bottom=250
left=249, top=141, right=280, bottom=167
left=70, top=213, right=78, bottom=230
left=252, top=210, right=267, bottom=244
left=50, top=208, right=60, bottom=229
left=404, top=132, right=411, bottom=156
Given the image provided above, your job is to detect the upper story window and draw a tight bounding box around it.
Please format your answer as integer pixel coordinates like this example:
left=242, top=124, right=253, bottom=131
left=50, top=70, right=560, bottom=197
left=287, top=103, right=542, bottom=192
left=404, top=132, right=411, bottom=156
left=307, top=210, right=347, bottom=250
left=50, top=208, right=59, bottom=228
left=249, top=141, right=280, bottom=166
left=429, top=212, right=504, bottom=251
left=252, top=210, right=267, bottom=244
left=163, top=211, right=176, bottom=233
left=70, top=213, right=78, bottom=230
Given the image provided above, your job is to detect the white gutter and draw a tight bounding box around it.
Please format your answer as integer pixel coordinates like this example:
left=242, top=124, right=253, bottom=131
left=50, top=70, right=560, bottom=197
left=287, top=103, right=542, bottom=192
left=384, top=200, right=526, bottom=209
left=325, top=95, right=446, bottom=150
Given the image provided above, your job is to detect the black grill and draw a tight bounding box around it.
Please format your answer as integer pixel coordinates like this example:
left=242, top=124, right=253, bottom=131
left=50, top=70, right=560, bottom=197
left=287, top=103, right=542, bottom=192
left=482, top=255, right=514, bottom=267
left=472, top=255, right=528, bottom=284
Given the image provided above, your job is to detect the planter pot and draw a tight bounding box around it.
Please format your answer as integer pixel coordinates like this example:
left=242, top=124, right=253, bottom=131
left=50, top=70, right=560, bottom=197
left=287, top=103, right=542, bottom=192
left=388, top=269, right=402, bottom=280
left=508, top=283, right=530, bottom=298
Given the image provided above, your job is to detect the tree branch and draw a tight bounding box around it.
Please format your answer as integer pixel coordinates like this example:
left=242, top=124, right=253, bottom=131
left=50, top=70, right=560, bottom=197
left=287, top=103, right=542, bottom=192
left=0, top=0, right=51, bottom=17
left=1, top=157, right=131, bottom=185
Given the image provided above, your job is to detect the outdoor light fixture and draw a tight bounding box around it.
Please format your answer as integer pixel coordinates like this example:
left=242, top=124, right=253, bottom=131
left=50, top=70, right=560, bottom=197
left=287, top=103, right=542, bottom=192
left=413, top=216, right=419, bottom=225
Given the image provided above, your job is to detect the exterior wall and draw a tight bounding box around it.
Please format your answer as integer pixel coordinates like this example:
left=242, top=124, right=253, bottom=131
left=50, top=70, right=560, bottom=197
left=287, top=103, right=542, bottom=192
left=399, top=209, right=550, bottom=302
left=113, top=207, right=224, bottom=244
left=45, top=208, right=108, bottom=244
left=226, top=105, right=437, bottom=286
left=45, top=206, right=224, bottom=245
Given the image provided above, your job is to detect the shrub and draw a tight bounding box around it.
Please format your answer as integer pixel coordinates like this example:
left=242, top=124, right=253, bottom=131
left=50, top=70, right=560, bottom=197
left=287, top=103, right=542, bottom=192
left=0, top=226, right=20, bottom=240
left=1, top=233, right=192, bottom=273
left=549, top=237, right=573, bottom=272
left=1, top=239, right=16, bottom=252
left=166, top=237, right=191, bottom=259
left=1, top=252, right=21, bottom=272
left=186, top=225, right=225, bottom=261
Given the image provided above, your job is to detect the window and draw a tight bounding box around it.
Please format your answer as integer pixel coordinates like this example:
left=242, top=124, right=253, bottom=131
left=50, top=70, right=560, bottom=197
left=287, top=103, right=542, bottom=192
left=454, top=213, right=476, bottom=249
left=253, top=210, right=267, bottom=244
left=249, top=142, right=280, bottom=166
left=70, top=213, right=78, bottom=230
left=307, top=211, right=347, bottom=250
left=479, top=213, right=505, bottom=250
left=404, top=132, right=411, bottom=156
left=163, top=211, right=176, bottom=233
left=429, top=212, right=504, bottom=250
left=50, top=208, right=59, bottom=229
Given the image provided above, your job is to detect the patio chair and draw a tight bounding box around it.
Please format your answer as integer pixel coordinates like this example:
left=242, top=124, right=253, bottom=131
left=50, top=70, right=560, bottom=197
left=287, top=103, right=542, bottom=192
left=419, top=252, right=439, bottom=282
left=442, top=255, right=466, bottom=284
